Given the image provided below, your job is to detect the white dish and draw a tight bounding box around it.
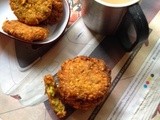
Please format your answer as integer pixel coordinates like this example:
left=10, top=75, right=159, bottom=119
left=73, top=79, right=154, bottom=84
left=0, top=0, right=70, bottom=44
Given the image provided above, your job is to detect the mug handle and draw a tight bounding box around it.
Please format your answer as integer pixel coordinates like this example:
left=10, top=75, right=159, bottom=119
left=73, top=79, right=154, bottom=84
left=116, top=3, right=149, bottom=52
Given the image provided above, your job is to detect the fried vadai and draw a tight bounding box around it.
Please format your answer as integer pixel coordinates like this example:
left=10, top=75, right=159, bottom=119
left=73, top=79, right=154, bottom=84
left=2, top=20, right=49, bottom=42
left=10, top=0, right=53, bottom=25
left=42, top=0, right=64, bottom=25
left=44, top=74, right=66, bottom=119
left=57, top=56, right=111, bottom=110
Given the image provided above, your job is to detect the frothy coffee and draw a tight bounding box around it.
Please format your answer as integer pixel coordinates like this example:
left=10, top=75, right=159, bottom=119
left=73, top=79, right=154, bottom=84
left=99, top=0, right=129, bottom=4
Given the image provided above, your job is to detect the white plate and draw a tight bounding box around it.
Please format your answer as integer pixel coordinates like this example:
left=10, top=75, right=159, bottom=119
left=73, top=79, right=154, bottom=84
left=0, top=0, right=70, bottom=44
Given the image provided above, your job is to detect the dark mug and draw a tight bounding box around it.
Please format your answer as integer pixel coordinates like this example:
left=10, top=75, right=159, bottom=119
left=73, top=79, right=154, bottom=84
left=81, top=0, right=149, bottom=52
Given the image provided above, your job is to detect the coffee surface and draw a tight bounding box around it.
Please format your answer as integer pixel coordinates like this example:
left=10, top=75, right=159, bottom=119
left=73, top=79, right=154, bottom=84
left=100, top=0, right=129, bottom=4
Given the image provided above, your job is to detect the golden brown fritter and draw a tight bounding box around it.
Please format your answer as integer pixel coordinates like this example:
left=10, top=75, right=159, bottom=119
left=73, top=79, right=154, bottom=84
left=57, top=56, right=111, bottom=110
left=10, top=0, right=53, bottom=25
left=2, top=20, right=49, bottom=42
left=44, top=74, right=66, bottom=119
left=42, top=0, right=63, bottom=25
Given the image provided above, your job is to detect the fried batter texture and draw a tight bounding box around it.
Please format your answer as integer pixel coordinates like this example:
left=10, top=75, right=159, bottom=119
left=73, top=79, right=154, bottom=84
left=42, top=0, right=63, bottom=25
left=44, top=74, right=66, bottom=119
left=10, top=0, right=53, bottom=25
left=2, top=20, right=49, bottom=42
left=57, top=56, right=111, bottom=110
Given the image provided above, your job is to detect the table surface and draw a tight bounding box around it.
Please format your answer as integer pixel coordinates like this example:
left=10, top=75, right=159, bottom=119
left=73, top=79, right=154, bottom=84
left=0, top=0, right=160, bottom=120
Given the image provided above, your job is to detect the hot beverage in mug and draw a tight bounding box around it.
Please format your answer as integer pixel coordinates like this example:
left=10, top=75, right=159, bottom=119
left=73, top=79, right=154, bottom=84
left=81, top=0, right=149, bottom=52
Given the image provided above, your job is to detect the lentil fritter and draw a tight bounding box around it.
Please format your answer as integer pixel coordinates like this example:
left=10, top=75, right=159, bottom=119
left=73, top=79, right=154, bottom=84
left=10, top=0, right=53, bottom=25
left=42, top=0, right=64, bottom=25
left=44, top=74, right=66, bottom=119
left=57, top=56, right=111, bottom=110
left=2, top=20, right=49, bottom=42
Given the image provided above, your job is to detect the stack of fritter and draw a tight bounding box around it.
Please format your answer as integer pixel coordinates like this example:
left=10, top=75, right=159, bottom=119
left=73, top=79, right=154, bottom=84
left=2, top=0, right=63, bottom=42
left=44, top=56, right=112, bottom=118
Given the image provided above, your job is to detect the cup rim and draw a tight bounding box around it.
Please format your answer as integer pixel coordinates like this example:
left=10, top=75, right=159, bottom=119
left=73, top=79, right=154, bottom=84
left=94, top=0, right=139, bottom=7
